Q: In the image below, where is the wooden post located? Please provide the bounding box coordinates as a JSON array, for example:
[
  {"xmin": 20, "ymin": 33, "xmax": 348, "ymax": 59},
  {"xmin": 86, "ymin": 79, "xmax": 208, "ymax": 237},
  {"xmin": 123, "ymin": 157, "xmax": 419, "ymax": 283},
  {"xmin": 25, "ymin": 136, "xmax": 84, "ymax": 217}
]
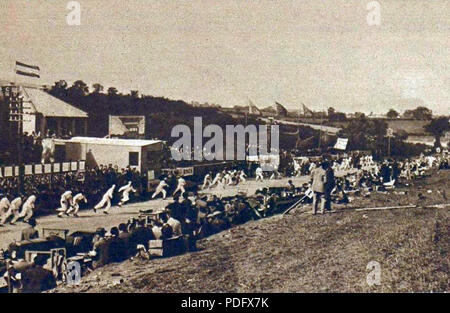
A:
[
  {"xmin": 84, "ymin": 119, "xmax": 88, "ymax": 135},
  {"xmin": 71, "ymin": 119, "xmax": 76, "ymax": 136},
  {"xmin": 57, "ymin": 118, "xmax": 62, "ymax": 137},
  {"xmin": 388, "ymin": 136, "xmax": 391, "ymax": 157},
  {"xmin": 6, "ymin": 260, "xmax": 11, "ymax": 293}
]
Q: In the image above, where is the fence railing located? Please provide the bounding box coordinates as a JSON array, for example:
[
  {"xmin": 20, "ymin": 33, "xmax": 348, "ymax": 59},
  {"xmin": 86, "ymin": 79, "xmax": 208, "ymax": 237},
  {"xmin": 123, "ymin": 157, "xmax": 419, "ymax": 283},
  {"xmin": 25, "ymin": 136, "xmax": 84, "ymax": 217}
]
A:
[{"xmin": 0, "ymin": 160, "xmax": 86, "ymax": 178}]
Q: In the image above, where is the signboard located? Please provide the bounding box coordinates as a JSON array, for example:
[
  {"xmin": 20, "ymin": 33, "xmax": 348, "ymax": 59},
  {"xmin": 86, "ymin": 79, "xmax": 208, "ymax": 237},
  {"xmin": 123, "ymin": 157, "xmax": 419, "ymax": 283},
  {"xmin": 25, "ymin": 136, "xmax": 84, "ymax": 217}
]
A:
[
  {"xmin": 109, "ymin": 115, "xmax": 146, "ymax": 137},
  {"xmin": 304, "ymin": 188, "xmax": 314, "ymax": 199},
  {"xmin": 62, "ymin": 162, "xmax": 70, "ymax": 172},
  {"xmin": 4, "ymin": 167, "xmax": 13, "ymax": 177},
  {"xmin": 334, "ymin": 138, "xmax": 348, "ymax": 150},
  {"xmin": 44, "ymin": 164, "xmax": 52, "ymax": 173},
  {"xmin": 180, "ymin": 167, "xmax": 194, "ymax": 176},
  {"xmin": 25, "ymin": 165, "xmax": 33, "ymax": 175},
  {"xmin": 161, "ymin": 167, "xmax": 194, "ymax": 177}
]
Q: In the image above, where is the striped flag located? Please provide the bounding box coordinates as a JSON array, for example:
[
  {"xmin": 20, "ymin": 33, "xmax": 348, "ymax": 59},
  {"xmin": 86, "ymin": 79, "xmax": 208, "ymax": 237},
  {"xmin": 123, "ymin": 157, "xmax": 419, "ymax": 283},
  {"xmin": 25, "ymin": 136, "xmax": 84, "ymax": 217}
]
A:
[
  {"xmin": 301, "ymin": 103, "xmax": 314, "ymax": 116},
  {"xmin": 15, "ymin": 61, "xmax": 40, "ymax": 78},
  {"xmin": 248, "ymin": 99, "xmax": 261, "ymax": 115}
]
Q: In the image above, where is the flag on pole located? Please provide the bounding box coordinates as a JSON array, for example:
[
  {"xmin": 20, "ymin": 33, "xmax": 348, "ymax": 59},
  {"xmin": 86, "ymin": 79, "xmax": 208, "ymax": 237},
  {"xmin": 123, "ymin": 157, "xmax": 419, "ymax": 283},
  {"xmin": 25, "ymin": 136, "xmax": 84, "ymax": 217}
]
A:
[
  {"xmin": 274, "ymin": 101, "xmax": 288, "ymax": 116},
  {"xmin": 301, "ymin": 103, "xmax": 314, "ymax": 116},
  {"xmin": 334, "ymin": 138, "xmax": 348, "ymax": 150},
  {"xmin": 248, "ymin": 99, "xmax": 261, "ymax": 115},
  {"xmin": 15, "ymin": 61, "xmax": 40, "ymax": 78}
]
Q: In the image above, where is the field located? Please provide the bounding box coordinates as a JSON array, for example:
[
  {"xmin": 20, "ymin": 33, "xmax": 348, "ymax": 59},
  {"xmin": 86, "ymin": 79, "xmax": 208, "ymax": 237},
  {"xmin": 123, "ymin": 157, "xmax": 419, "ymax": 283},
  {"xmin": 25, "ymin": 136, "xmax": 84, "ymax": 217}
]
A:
[
  {"xmin": 385, "ymin": 119, "xmax": 429, "ymax": 135},
  {"xmin": 51, "ymin": 170, "xmax": 450, "ymax": 293}
]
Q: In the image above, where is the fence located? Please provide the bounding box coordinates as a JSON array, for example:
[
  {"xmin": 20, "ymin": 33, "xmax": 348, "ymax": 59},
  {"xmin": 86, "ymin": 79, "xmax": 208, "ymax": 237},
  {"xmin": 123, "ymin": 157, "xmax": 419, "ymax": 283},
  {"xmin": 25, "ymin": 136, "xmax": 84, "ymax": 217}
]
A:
[
  {"xmin": 0, "ymin": 161, "xmax": 86, "ymax": 192},
  {"xmin": 0, "ymin": 160, "xmax": 85, "ymax": 178}
]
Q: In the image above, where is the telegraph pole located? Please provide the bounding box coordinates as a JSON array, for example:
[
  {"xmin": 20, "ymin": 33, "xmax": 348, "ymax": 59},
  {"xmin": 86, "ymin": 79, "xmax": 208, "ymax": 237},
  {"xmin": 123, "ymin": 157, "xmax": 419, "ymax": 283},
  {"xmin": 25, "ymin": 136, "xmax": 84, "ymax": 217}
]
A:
[
  {"xmin": 386, "ymin": 127, "xmax": 394, "ymax": 157},
  {"xmin": 318, "ymin": 111, "xmax": 324, "ymax": 151}
]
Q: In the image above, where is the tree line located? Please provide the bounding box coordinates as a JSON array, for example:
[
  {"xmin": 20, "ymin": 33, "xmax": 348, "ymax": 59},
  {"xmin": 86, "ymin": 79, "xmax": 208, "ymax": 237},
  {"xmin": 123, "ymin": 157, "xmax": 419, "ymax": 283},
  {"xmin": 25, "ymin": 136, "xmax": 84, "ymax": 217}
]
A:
[{"xmin": 47, "ymin": 80, "xmax": 238, "ymax": 143}]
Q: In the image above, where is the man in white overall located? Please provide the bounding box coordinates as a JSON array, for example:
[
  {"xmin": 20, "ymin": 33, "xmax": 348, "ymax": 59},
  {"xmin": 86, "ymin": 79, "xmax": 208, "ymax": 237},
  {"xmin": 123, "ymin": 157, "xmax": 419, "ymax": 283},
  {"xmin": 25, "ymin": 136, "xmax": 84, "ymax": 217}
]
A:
[
  {"xmin": 239, "ymin": 170, "xmax": 247, "ymax": 183},
  {"xmin": 67, "ymin": 192, "xmax": 87, "ymax": 217},
  {"xmin": 19, "ymin": 195, "xmax": 37, "ymax": 223},
  {"xmin": 255, "ymin": 166, "xmax": 264, "ymax": 182},
  {"xmin": 172, "ymin": 176, "xmax": 186, "ymax": 197},
  {"xmin": 152, "ymin": 179, "xmax": 169, "ymax": 200},
  {"xmin": 0, "ymin": 195, "xmax": 11, "ymax": 223},
  {"xmin": 209, "ymin": 172, "xmax": 222, "ymax": 188},
  {"xmin": 202, "ymin": 173, "xmax": 212, "ymax": 190},
  {"xmin": 2, "ymin": 196, "xmax": 22, "ymax": 225},
  {"xmin": 118, "ymin": 181, "xmax": 136, "ymax": 207},
  {"xmin": 58, "ymin": 190, "xmax": 73, "ymax": 218},
  {"xmin": 94, "ymin": 185, "xmax": 116, "ymax": 214}
]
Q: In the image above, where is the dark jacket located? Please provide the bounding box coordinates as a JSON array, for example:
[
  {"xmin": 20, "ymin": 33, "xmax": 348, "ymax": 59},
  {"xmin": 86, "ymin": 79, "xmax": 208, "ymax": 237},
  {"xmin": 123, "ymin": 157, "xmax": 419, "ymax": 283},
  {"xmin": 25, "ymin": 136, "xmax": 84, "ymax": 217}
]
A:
[
  {"xmin": 21, "ymin": 265, "xmax": 56, "ymax": 293},
  {"xmin": 325, "ymin": 167, "xmax": 335, "ymax": 194},
  {"xmin": 118, "ymin": 231, "xmax": 132, "ymax": 259},
  {"xmin": 92, "ymin": 238, "xmax": 110, "ymax": 269}
]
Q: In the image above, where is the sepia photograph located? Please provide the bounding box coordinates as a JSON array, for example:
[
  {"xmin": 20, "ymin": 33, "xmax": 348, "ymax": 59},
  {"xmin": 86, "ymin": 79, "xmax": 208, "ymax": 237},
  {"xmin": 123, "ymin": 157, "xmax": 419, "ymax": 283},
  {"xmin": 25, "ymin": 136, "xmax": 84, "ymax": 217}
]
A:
[{"xmin": 0, "ymin": 0, "xmax": 448, "ymax": 306}]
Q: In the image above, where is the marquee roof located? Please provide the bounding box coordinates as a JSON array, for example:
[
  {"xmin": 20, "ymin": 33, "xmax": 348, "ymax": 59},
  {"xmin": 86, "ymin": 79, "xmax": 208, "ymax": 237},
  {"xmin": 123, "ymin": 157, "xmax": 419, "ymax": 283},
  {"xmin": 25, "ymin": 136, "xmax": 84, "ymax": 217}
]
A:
[
  {"xmin": 23, "ymin": 87, "xmax": 88, "ymax": 118},
  {"xmin": 61, "ymin": 136, "xmax": 163, "ymax": 147}
]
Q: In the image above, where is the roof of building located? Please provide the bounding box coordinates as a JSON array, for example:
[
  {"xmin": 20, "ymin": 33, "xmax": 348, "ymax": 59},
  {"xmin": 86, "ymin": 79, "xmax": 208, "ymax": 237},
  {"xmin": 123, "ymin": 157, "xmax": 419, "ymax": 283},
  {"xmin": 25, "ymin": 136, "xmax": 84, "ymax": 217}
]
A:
[
  {"xmin": 22, "ymin": 87, "xmax": 88, "ymax": 118},
  {"xmin": 60, "ymin": 136, "xmax": 163, "ymax": 147}
]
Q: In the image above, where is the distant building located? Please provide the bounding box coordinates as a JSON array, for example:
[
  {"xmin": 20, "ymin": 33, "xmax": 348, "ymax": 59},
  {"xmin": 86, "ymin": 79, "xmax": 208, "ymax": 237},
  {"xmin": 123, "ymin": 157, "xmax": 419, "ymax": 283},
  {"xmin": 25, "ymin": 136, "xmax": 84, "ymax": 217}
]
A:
[
  {"xmin": 21, "ymin": 87, "xmax": 88, "ymax": 136},
  {"xmin": 0, "ymin": 85, "xmax": 88, "ymax": 139},
  {"xmin": 261, "ymin": 102, "xmax": 288, "ymax": 117},
  {"xmin": 54, "ymin": 137, "xmax": 164, "ymax": 173}
]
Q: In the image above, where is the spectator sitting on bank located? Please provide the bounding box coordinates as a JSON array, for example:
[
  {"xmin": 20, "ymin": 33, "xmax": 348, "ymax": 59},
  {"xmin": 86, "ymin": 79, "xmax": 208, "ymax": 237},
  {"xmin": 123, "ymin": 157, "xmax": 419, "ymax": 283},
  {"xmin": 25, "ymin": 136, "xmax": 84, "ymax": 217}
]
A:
[
  {"xmin": 118, "ymin": 223, "xmax": 132, "ymax": 259},
  {"xmin": 165, "ymin": 210, "xmax": 182, "ymax": 237},
  {"xmin": 89, "ymin": 229, "xmax": 110, "ymax": 269},
  {"xmin": 19, "ymin": 254, "xmax": 56, "ymax": 293}
]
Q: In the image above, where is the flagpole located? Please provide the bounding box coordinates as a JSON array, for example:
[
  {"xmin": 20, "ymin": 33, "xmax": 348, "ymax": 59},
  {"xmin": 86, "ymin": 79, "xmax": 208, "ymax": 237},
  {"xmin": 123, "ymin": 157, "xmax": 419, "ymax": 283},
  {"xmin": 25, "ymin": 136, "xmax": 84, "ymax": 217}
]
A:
[
  {"xmin": 13, "ymin": 60, "xmax": 16, "ymax": 85},
  {"xmin": 296, "ymin": 104, "xmax": 300, "ymax": 149},
  {"xmin": 318, "ymin": 104, "xmax": 323, "ymax": 150},
  {"xmin": 11, "ymin": 60, "xmax": 25, "ymax": 194}
]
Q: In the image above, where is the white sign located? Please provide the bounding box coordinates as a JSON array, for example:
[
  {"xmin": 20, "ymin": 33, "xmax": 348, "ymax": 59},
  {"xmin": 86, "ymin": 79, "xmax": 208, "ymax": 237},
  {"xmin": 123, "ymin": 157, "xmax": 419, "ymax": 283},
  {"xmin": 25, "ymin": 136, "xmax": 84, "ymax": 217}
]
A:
[{"xmin": 334, "ymin": 138, "xmax": 348, "ymax": 150}]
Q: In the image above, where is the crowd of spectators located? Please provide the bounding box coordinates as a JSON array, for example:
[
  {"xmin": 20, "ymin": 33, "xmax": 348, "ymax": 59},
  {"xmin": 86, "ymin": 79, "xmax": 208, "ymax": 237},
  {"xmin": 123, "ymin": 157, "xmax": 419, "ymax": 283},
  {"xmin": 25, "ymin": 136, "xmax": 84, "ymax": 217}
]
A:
[{"xmin": 0, "ymin": 148, "xmax": 449, "ymax": 292}]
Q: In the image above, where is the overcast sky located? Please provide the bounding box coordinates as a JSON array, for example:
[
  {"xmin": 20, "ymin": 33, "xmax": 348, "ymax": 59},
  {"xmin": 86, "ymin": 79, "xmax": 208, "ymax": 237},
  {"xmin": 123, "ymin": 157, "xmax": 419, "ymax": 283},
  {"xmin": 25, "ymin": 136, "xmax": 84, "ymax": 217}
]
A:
[{"xmin": 0, "ymin": 0, "xmax": 448, "ymax": 114}]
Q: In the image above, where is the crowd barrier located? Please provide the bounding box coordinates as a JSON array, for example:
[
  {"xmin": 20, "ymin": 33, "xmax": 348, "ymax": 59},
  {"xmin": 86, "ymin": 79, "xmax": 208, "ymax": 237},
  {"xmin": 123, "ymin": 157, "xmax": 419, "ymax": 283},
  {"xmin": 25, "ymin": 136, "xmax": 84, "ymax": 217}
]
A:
[{"xmin": 161, "ymin": 161, "xmax": 242, "ymax": 179}]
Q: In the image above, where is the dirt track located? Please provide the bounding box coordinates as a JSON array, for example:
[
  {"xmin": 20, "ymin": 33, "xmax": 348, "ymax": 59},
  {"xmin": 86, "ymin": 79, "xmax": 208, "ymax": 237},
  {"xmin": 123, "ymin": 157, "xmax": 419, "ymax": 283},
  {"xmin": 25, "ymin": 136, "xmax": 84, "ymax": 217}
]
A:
[{"xmin": 0, "ymin": 176, "xmax": 309, "ymax": 250}]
